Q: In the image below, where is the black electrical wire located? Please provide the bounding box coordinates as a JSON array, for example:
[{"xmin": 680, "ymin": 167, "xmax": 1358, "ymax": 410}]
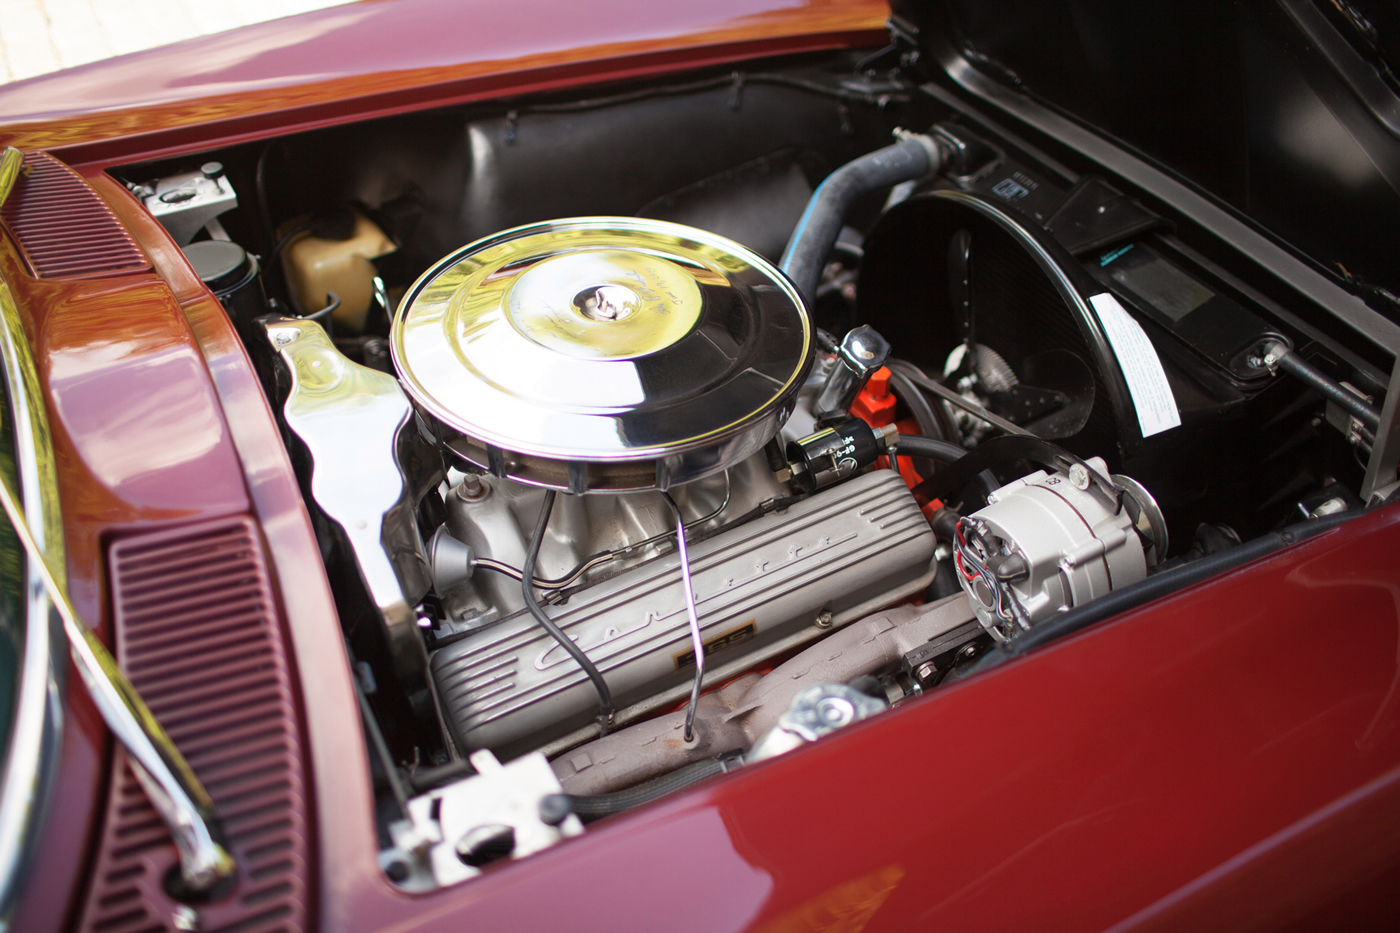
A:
[
  {"xmin": 350, "ymin": 655, "xmax": 410, "ymax": 819},
  {"xmin": 473, "ymin": 471, "xmax": 733, "ymax": 598},
  {"xmin": 911, "ymin": 434, "xmax": 1116, "ymax": 508},
  {"xmin": 660, "ymin": 492, "xmax": 705, "ymax": 743},
  {"xmin": 254, "ymin": 140, "xmax": 280, "ymax": 253},
  {"xmin": 271, "ymin": 218, "xmax": 313, "ymax": 263},
  {"xmin": 305, "ymin": 291, "xmax": 339, "ymax": 331},
  {"xmin": 523, "ymin": 490, "xmax": 613, "ymax": 734},
  {"xmin": 541, "ymin": 755, "xmax": 742, "ymax": 824}
]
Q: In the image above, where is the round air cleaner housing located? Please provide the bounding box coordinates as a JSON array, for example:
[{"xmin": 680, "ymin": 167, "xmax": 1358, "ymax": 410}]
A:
[{"xmin": 391, "ymin": 217, "xmax": 812, "ymax": 492}]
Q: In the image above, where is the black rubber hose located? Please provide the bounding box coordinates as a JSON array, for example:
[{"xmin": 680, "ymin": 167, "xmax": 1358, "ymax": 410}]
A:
[
  {"xmin": 894, "ymin": 433, "xmax": 1000, "ymax": 503},
  {"xmin": 1266, "ymin": 342, "xmax": 1381, "ymax": 431},
  {"xmin": 912, "ymin": 434, "xmax": 1110, "ymax": 507},
  {"xmin": 780, "ymin": 135, "xmax": 942, "ymax": 306},
  {"xmin": 544, "ymin": 756, "xmax": 739, "ymax": 823},
  {"xmin": 523, "ymin": 490, "xmax": 614, "ymax": 733},
  {"xmin": 958, "ymin": 508, "xmax": 1360, "ymax": 680},
  {"xmin": 895, "ymin": 434, "xmax": 968, "ymax": 463}
]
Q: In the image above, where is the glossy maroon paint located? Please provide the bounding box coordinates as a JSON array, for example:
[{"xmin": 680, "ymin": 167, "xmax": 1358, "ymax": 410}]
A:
[
  {"xmin": 0, "ymin": 175, "xmax": 260, "ymax": 929},
  {"xmin": 81, "ymin": 517, "xmax": 310, "ymax": 933},
  {"xmin": 8, "ymin": 670, "xmax": 108, "ymax": 933},
  {"xmin": 302, "ymin": 503, "xmax": 1397, "ymax": 933},
  {"xmin": 0, "ymin": 0, "xmax": 888, "ymax": 162},
  {"xmin": 93, "ymin": 172, "xmax": 347, "ymax": 933},
  {"xmin": 0, "ymin": 228, "xmax": 250, "ymax": 631}
]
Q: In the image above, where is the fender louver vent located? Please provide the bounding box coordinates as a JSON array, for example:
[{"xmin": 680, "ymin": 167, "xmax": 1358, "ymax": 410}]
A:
[
  {"xmin": 80, "ymin": 517, "xmax": 310, "ymax": 933},
  {"xmin": 0, "ymin": 150, "xmax": 149, "ymax": 279}
]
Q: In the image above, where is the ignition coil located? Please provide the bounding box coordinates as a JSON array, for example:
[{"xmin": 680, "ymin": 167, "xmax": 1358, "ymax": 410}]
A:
[{"xmin": 786, "ymin": 417, "xmax": 897, "ymax": 494}]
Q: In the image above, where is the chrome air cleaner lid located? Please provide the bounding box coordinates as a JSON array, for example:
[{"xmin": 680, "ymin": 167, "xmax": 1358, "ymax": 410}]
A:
[{"xmin": 391, "ymin": 217, "xmax": 811, "ymax": 492}]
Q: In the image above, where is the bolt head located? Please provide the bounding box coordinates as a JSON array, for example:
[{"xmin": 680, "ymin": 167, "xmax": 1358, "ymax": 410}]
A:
[
  {"xmin": 1068, "ymin": 463, "xmax": 1091, "ymax": 490},
  {"xmin": 456, "ymin": 474, "xmax": 489, "ymax": 501},
  {"xmin": 815, "ymin": 696, "xmax": 856, "ymax": 726}
]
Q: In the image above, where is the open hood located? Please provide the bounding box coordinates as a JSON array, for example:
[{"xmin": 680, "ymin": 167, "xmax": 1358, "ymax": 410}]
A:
[{"xmin": 890, "ymin": 0, "xmax": 1400, "ymax": 323}]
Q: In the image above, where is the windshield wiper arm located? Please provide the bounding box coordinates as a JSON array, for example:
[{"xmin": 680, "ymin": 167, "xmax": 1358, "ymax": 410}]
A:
[
  {"xmin": 0, "ymin": 465, "xmax": 234, "ymax": 892},
  {"xmin": 0, "ymin": 149, "xmax": 24, "ymax": 212}
]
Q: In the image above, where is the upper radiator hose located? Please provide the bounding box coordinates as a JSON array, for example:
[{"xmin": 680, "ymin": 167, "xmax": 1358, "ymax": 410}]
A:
[{"xmin": 780, "ymin": 130, "xmax": 944, "ymax": 306}]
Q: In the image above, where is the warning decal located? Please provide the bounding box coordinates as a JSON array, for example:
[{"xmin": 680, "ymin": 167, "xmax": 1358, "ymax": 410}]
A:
[{"xmin": 1089, "ymin": 292, "xmax": 1181, "ymax": 438}]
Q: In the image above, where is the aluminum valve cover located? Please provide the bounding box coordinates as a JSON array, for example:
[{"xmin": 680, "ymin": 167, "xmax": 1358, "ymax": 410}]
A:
[
  {"xmin": 391, "ymin": 217, "xmax": 811, "ymax": 492},
  {"xmin": 431, "ymin": 470, "xmax": 935, "ymax": 757}
]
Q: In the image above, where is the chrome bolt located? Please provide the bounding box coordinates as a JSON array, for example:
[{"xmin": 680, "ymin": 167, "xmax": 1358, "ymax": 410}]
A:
[
  {"xmin": 915, "ymin": 661, "xmax": 937, "ymax": 682},
  {"xmin": 173, "ymin": 906, "xmax": 200, "ymax": 932},
  {"xmin": 1068, "ymin": 463, "xmax": 1090, "ymax": 490},
  {"xmin": 814, "ymin": 609, "xmax": 833, "ymax": 629},
  {"xmin": 815, "ymin": 696, "xmax": 856, "ymax": 726}
]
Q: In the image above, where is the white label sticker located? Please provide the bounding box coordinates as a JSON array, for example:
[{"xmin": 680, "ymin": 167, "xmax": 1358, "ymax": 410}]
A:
[{"xmin": 1088, "ymin": 293, "xmax": 1181, "ymax": 438}]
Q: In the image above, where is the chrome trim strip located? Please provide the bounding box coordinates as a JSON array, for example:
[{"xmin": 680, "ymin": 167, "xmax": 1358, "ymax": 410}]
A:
[
  {"xmin": 0, "ymin": 281, "xmax": 62, "ymax": 932},
  {"xmin": 0, "ymin": 282, "xmax": 234, "ymax": 900},
  {"xmin": 0, "ymin": 438, "xmax": 235, "ymax": 893},
  {"xmin": 928, "ymin": 52, "xmax": 1400, "ymax": 358},
  {"xmin": 0, "ymin": 150, "xmax": 23, "ymax": 213}
]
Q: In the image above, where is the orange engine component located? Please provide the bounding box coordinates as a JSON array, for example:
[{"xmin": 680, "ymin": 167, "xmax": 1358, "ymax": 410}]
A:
[
  {"xmin": 850, "ymin": 366, "xmax": 896, "ymax": 426},
  {"xmin": 850, "ymin": 367, "xmax": 933, "ymax": 494}
]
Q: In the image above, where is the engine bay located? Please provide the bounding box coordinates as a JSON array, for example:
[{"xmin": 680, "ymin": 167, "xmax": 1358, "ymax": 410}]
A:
[{"xmin": 112, "ymin": 45, "xmax": 1397, "ymax": 888}]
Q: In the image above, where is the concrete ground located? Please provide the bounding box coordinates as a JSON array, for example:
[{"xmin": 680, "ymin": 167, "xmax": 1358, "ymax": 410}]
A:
[{"xmin": 0, "ymin": 0, "xmax": 357, "ymax": 83}]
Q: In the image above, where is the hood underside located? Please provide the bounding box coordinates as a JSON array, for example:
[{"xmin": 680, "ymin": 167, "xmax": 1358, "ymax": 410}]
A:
[{"xmin": 892, "ymin": 0, "xmax": 1400, "ymax": 323}]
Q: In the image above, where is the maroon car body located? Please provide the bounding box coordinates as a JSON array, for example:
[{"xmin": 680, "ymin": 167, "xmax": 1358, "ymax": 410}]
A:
[{"xmin": 1, "ymin": 1, "xmax": 1398, "ymax": 931}]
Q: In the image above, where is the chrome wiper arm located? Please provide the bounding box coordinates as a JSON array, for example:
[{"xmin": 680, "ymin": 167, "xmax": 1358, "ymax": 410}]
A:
[
  {"xmin": 0, "ymin": 468, "xmax": 234, "ymax": 892},
  {"xmin": 0, "ymin": 149, "xmax": 24, "ymax": 211}
]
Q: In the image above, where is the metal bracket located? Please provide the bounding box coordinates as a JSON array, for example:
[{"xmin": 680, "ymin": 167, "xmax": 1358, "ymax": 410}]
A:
[{"xmin": 1362, "ymin": 352, "xmax": 1400, "ymax": 501}]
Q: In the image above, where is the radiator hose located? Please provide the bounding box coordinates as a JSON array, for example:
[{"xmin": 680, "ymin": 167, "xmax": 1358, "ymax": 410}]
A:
[{"xmin": 780, "ymin": 132, "xmax": 944, "ymax": 306}]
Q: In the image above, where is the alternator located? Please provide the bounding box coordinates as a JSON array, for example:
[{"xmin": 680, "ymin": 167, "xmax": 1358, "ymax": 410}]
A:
[{"xmin": 954, "ymin": 458, "xmax": 1166, "ymax": 641}]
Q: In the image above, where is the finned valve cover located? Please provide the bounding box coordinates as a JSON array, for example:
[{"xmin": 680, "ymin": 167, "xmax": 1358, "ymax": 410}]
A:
[{"xmin": 391, "ymin": 217, "xmax": 811, "ymax": 491}]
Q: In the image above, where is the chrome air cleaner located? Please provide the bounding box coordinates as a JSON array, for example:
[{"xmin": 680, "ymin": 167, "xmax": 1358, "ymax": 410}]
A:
[{"xmin": 391, "ymin": 217, "xmax": 811, "ymax": 491}]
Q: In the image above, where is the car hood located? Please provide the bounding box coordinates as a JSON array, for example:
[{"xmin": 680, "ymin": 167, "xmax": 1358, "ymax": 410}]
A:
[
  {"xmin": 0, "ymin": 0, "xmax": 888, "ymax": 158},
  {"xmin": 891, "ymin": 0, "xmax": 1400, "ymax": 321}
]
